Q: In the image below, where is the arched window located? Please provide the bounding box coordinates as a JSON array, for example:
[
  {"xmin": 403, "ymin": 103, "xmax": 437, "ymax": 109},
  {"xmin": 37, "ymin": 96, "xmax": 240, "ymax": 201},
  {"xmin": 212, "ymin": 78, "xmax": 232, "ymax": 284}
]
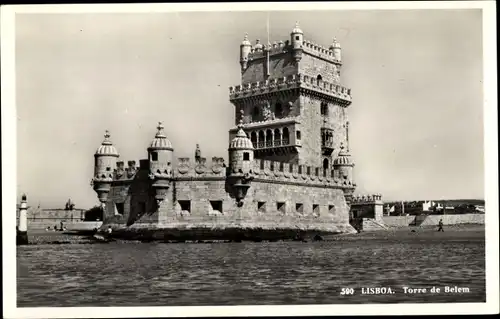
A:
[
  {"xmin": 320, "ymin": 102, "xmax": 328, "ymax": 116},
  {"xmin": 317, "ymin": 74, "xmax": 322, "ymax": 86},
  {"xmin": 258, "ymin": 130, "xmax": 265, "ymax": 148},
  {"xmin": 282, "ymin": 127, "xmax": 290, "ymax": 145},
  {"xmin": 266, "ymin": 129, "xmax": 273, "ymax": 147},
  {"xmin": 252, "ymin": 107, "xmax": 260, "ymax": 121},
  {"xmin": 275, "ymin": 103, "xmax": 283, "ymax": 118},
  {"xmin": 323, "ymin": 158, "xmax": 329, "ymax": 170},
  {"xmin": 274, "ymin": 128, "xmax": 281, "ymax": 146},
  {"xmin": 250, "ymin": 131, "xmax": 257, "ymax": 146}
]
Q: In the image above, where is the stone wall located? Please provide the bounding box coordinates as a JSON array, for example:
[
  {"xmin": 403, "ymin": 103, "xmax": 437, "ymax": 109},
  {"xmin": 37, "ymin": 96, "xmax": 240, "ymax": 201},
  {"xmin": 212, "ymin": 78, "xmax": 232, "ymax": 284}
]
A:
[
  {"xmin": 299, "ymin": 53, "xmax": 340, "ymax": 84},
  {"xmin": 382, "ymin": 214, "xmax": 485, "ymax": 227},
  {"xmin": 104, "ymin": 158, "xmax": 355, "ymax": 234},
  {"xmin": 242, "ymin": 53, "xmax": 298, "ymax": 85}
]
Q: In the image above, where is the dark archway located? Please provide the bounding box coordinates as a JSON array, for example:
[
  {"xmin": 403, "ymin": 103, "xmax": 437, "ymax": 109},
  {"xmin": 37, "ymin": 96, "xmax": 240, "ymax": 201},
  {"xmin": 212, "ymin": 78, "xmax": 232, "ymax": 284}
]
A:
[{"xmin": 323, "ymin": 158, "xmax": 329, "ymax": 170}]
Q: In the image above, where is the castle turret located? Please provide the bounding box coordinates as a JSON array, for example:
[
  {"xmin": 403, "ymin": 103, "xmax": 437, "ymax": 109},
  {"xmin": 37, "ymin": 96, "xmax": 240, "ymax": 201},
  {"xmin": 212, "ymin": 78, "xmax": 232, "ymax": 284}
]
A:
[
  {"xmin": 290, "ymin": 21, "xmax": 304, "ymax": 62},
  {"xmin": 92, "ymin": 130, "xmax": 119, "ymax": 206},
  {"xmin": 147, "ymin": 122, "xmax": 174, "ymax": 205},
  {"xmin": 329, "ymin": 37, "xmax": 341, "ymax": 62},
  {"xmin": 240, "ymin": 33, "xmax": 252, "ymax": 71},
  {"xmin": 228, "ymin": 113, "xmax": 254, "ymax": 206},
  {"xmin": 333, "ymin": 144, "xmax": 354, "ymax": 184}
]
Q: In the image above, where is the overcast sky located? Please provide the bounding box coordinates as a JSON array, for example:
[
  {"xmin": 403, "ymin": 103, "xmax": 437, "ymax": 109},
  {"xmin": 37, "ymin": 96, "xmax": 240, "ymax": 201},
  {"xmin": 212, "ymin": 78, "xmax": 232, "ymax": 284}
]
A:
[{"xmin": 14, "ymin": 9, "xmax": 484, "ymax": 208}]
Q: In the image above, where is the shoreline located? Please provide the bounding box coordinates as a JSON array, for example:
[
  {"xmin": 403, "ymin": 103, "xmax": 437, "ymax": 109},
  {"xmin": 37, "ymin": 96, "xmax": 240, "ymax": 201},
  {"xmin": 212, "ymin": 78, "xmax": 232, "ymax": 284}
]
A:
[{"xmin": 21, "ymin": 223, "xmax": 485, "ymax": 245}]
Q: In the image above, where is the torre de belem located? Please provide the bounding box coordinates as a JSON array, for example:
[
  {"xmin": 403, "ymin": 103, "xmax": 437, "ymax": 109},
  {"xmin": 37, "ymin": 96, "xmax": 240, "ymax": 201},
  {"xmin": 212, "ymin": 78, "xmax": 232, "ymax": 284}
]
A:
[{"xmin": 91, "ymin": 23, "xmax": 378, "ymax": 240}]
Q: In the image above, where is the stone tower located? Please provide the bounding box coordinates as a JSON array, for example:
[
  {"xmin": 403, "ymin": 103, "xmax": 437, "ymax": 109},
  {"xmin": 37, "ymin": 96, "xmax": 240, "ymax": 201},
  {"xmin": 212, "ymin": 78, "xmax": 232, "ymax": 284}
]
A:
[{"xmin": 229, "ymin": 22, "xmax": 353, "ymax": 170}]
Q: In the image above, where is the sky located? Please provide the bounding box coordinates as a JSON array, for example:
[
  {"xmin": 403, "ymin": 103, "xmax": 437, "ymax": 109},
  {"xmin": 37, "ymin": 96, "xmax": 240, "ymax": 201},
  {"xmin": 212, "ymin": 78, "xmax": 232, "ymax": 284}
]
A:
[{"xmin": 14, "ymin": 9, "xmax": 484, "ymax": 208}]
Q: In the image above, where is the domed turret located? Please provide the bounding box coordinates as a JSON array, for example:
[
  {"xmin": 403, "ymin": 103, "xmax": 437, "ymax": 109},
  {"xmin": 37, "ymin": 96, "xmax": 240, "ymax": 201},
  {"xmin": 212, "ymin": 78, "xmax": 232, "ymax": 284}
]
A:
[
  {"xmin": 333, "ymin": 144, "xmax": 354, "ymax": 183},
  {"xmin": 228, "ymin": 112, "xmax": 255, "ymax": 206},
  {"xmin": 147, "ymin": 122, "xmax": 174, "ymax": 205},
  {"xmin": 290, "ymin": 21, "xmax": 304, "ymax": 62},
  {"xmin": 329, "ymin": 37, "xmax": 341, "ymax": 62},
  {"xmin": 240, "ymin": 33, "xmax": 252, "ymax": 71},
  {"xmin": 92, "ymin": 130, "xmax": 119, "ymax": 206}
]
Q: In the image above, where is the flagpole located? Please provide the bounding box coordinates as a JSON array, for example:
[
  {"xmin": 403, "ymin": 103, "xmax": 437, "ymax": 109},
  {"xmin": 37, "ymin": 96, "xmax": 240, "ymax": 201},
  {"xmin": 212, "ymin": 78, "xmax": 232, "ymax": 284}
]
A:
[{"xmin": 266, "ymin": 11, "xmax": 270, "ymax": 76}]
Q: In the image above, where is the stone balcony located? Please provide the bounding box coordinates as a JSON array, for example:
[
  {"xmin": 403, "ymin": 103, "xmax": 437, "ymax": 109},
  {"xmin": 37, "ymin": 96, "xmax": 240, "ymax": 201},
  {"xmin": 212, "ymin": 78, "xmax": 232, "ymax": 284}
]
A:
[{"xmin": 229, "ymin": 74, "xmax": 352, "ymax": 106}]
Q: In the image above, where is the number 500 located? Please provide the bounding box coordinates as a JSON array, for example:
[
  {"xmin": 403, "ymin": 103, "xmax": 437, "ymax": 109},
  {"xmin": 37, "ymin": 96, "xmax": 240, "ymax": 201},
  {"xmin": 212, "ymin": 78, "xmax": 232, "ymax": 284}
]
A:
[{"xmin": 340, "ymin": 288, "xmax": 354, "ymax": 295}]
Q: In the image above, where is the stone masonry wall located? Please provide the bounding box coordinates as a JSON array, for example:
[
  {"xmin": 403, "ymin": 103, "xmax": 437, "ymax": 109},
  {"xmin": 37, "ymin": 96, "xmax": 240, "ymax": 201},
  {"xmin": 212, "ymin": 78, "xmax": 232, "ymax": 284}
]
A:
[
  {"xmin": 299, "ymin": 53, "xmax": 340, "ymax": 84},
  {"xmin": 241, "ymin": 53, "xmax": 298, "ymax": 85},
  {"xmin": 298, "ymin": 95, "xmax": 322, "ymax": 167}
]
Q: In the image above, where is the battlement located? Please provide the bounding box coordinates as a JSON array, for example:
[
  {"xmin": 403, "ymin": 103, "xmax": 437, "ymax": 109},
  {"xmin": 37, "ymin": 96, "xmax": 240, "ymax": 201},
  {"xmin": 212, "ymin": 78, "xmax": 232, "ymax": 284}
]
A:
[
  {"xmin": 229, "ymin": 73, "xmax": 351, "ymax": 104},
  {"xmin": 114, "ymin": 160, "xmax": 141, "ymax": 181},
  {"xmin": 251, "ymin": 159, "xmax": 355, "ymax": 188},
  {"xmin": 247, "ymin": 40, "xmax": 288, "ymax": 60},
  {"xmin": 174, "ymin": 156, "xmax": 227, "ymax": 178},
  {"xmin": 302, "ymin": 40, "xmax": 341, "ymax": 64},
  {"xmin": 246, "ymin": 39, "xmax": 341, "ymax": 64},
  {"xmin": 351, "ymin": 194, "xmax": 383, "ymax": 204}
]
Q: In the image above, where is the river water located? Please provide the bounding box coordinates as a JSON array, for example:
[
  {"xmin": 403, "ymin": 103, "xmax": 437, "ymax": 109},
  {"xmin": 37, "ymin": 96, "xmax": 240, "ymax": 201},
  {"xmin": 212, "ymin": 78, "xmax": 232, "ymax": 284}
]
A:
[{"xmin": 17, "ymin": 228, "xmax": 485, "ymax": 306}]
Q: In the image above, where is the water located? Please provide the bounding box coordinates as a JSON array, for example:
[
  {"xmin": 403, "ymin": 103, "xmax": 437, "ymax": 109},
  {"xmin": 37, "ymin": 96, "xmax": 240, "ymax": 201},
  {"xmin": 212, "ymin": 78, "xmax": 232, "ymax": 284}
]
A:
[{"xmin": 17, "ymin": 230, "xmax": 485, "ymax": 306}]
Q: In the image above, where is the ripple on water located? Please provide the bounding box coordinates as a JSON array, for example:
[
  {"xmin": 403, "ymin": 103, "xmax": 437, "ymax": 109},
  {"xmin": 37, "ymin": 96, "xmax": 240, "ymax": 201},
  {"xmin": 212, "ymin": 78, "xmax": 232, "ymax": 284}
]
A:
[{"xmin": 17, "ymin": 234, "xmax": 486, "ymax": 306}]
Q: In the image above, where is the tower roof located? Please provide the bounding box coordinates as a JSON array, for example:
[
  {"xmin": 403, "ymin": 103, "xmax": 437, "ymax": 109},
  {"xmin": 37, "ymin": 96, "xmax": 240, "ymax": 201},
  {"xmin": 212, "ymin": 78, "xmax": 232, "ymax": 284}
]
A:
[
  {"xmin": 329, "ymin": 37, "xmax": 341, "ymax": 49},
  {"xmin": 95, "ymin": 130, "xmax": 119, "ymax": 157},
  {"xmin": 292, "ymin": 21, "xmax": 303, "ymax": 34},
  {"xmin": 229, "ymin": 111, "xmax": 254, "ymax": 150},
  {"xmin": 333, "ymin": 144, "xmax": 352, "ymax": 166},
  {"xmin": 149, "ymin": 122, "xmax": 173, "ymax": 150}
]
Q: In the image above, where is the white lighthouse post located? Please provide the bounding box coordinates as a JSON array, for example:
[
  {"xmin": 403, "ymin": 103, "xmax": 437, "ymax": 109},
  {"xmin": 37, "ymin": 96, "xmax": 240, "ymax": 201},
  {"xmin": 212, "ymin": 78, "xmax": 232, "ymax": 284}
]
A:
[{"xmin": 17, "ymin": 194, "xmax": 29, "ymax": 245}]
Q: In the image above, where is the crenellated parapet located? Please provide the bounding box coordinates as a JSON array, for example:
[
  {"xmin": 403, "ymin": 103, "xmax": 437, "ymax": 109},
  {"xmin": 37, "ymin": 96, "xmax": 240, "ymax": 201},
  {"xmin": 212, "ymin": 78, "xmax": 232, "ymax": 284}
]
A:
[
  {"xmin": 247, "ymin": 40, "xmax": 288, "ymax": 61},
  {"xmin": 351, "ymin": 194, "xmax": 383, "ymax": 204},
  {"xmin": 251, "ymin": 159, "xmax": 356, "ymax": 189},
  {"xmin": 174, "ymin": 156, "xmax": 227, "ymax": 179},
  {"xmin": 113, "ymin": 160, "xmax": 141, "ymax": 181},
  {"xmin": 229, "ymin": 73, "xmax": 352, "ymax": 105},
  {"xmin": 246, "ymin": 39, "xmax": 341, "ymax": 65}
]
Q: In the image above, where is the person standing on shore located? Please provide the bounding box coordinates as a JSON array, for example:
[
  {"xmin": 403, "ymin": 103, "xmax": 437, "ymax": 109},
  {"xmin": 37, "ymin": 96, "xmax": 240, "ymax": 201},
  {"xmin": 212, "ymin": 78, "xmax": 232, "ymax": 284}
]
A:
[{"xmin": 438, "ymin": 219, "xmax": 444, "ymax": 232}]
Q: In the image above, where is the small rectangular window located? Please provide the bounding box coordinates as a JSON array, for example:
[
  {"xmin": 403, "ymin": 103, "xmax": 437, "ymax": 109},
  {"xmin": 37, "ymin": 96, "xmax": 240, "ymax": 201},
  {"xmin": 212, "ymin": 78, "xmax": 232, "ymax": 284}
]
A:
[
  {"xmin": 295, "ymin": 36, "xmax": 300, "ymax": 40},
  {"xmin": 258, "ymin": 202, "xmax": 266, "ymax": 212},
  {"xmin": 313, "ymin": 204, "xmax": 320, "ymax": 214},
  {"xmin": 296, "ymin": 131, "xmax": 301, "ymax": 140},
  {"xmin": 210, "ymin": 200, "xmax": 223, "ymax": 213},
  {"xmin": 243, "ymin": 152, "xmax": 250, "ymax": 161},
  {"xmin": 178, "ymin": 200, "xmax": 191, "ymax": 212},
  {"xmin": 115, "ymin": 203, "xmax": 124, "ymax": 216},
  {"xmin": 329, "ymin": 205, "xmax": 336, "ymax": 214},
  {"xmin": 151, "ymin": 152, "xmax": 158, "ymax": 161},
  {"xmin": 296, "ymin": 203, "xmax": 304, "ymax": 213},
  {"xmin": 277, "ymin": 202, "xmax": 286, "ymax": 213}
]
